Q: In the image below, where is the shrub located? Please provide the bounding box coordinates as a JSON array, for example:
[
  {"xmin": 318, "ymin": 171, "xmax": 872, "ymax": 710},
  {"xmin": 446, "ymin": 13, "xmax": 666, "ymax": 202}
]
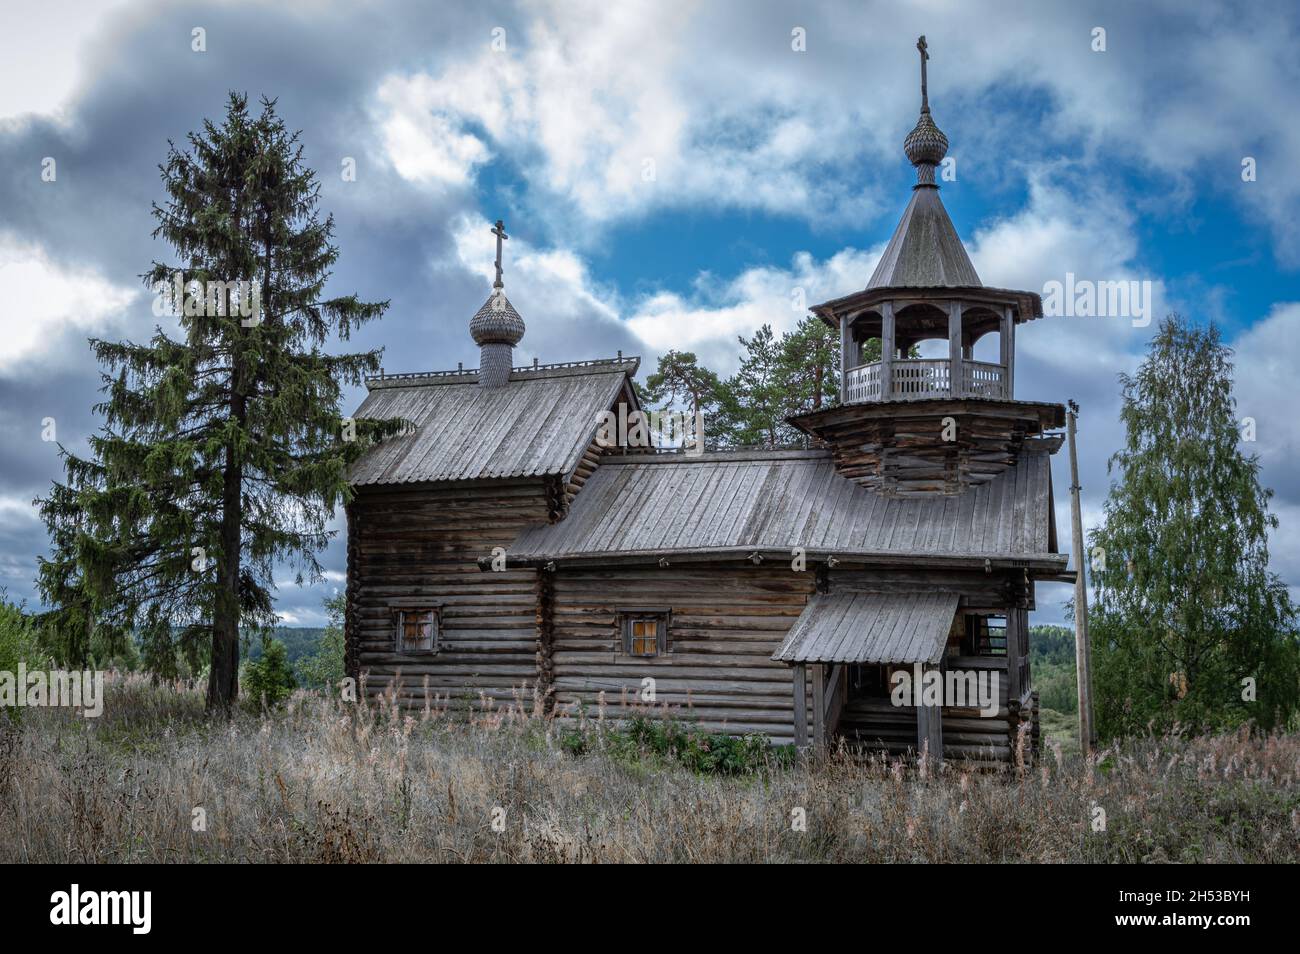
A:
[
  {"xmin": 240, "ymin": 637, "xmax": 297, "ymax": 710},
  {"xmin": 0, "ymin": 596, "xmax": 44, "ymax": 718},
  {"xmin": 297, "ymin": 595, "xmax": 346, "ymax": 690},
  {"xmin": 561, "ymin": 715, "xmax": 790, "ymax": 776}
]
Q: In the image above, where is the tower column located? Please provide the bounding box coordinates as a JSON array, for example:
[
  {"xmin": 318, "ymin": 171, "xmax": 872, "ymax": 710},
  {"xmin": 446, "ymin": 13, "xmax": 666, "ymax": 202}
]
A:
[
  {"xmin": 839, "ymin": 313, "xmax": 848, "ymax": 404},
  {"xmin": 948, "ymin": 301, "xmax": 963, "ymax": 398},
  {"xmin": 880, "ymin": 301, "xmax": 895, "ymax": 399},
  {"xmin": 1000, "ymin": 305, "xmax": 1015, "ymax": 399}
]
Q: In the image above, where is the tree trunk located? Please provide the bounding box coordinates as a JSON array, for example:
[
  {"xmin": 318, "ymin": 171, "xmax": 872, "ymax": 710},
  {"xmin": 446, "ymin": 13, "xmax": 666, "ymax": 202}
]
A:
[{"xmin": 208, "ymin": 390, "xmax": 246, "ymax": 714}]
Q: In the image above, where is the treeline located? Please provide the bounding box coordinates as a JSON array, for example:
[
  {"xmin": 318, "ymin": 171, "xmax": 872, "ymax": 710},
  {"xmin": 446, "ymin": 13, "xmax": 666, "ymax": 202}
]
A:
[
  {"xmin": 1030, "ymin": 625, "xmax": 1078, "ymax": 716},
  {"xmin": 1, "ymin": 590, "xmax": 344, "ymax": 711}
]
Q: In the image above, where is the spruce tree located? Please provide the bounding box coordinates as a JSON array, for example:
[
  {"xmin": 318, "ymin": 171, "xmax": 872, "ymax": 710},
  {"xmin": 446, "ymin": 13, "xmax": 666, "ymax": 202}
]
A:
[
  {"xmin": 36, "ymin": 93, "xmax": 403, "ymax": 711},
  {"xmin": 1089, "ymin": 316, "xmax": 1300, "ymax": 735}
]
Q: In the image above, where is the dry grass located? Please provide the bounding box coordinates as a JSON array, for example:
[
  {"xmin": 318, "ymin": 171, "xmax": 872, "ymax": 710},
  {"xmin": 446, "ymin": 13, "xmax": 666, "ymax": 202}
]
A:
[{"xmin": 1, "ymin": 673, "xmax": 1297, "ymax": 863}]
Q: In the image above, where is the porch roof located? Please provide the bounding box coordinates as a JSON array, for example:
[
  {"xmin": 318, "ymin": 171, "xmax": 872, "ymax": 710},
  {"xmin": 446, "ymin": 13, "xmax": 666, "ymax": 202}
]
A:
[{"xmin": 772, "ymin": 589, "xmax": 958, "ymax": 665}]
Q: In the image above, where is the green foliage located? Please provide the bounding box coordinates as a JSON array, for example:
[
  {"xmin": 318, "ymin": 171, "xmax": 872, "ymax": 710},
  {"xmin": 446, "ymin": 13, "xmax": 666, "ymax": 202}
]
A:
[
  {"xmin": 1, "ymin": 597, "xmax": 44, "ymax": 716},
  {"xmin": 297, "ymin": 594, "xmax": 346, "ymax": 689},
  {"xmin": 1029, "ymin": 624, "xmax": 1075, "ymax": 666},
  {"xmin": 647, "ymin": 318, "xmax": 841, "ymax": 450},
  {"xmin": 1089, "ymin": 316, "xmax": 1300, "ymax": 737},
  {"xmin": 35, "ymin": 92, "xmax": 404, "ymax": 711},
  {"xmin": 713, "ymin": 324, "xmax": 791, "ymax": 447},
  {"xmin": 776, "ymin": 313, "xmax": 841, "ymax": 415},
  {"xmin": 642, "ymin": 349, "xmax": 722, "ymax": 448},
  {"xmin": 559, "ymin": 715, "xmax": 791, "ymax": 776},
  {"xmin": 1030, "ymin": 625, "xmax": 1078, "ymax": 715},
  {"xmin": 240, "ymin": 636, "xmax": 297, "ymax": 710}
]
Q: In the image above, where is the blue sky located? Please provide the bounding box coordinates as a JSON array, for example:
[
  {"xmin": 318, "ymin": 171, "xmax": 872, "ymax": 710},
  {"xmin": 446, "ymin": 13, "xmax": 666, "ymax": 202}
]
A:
[{"xmin": 1, "ymin": 0, "xmax": 1298, "ymax": 626}]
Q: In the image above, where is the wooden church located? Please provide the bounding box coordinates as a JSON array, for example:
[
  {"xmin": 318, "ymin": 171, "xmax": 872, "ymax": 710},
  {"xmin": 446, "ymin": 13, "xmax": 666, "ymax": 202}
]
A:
[{"xmin": 344, "ymin": 39, "xmax": 1069, "ymax": 762}]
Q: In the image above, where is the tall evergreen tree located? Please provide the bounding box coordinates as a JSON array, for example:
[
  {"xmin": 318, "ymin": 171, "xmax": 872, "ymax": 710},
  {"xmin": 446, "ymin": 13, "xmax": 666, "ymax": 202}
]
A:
[
  {"xmin": 1088, "ymin": 316, "xmax": 1300, "ymax": 736},
  {"xmin": 36, "ymin": 93, "xmax": 403, "ymax": 711}
]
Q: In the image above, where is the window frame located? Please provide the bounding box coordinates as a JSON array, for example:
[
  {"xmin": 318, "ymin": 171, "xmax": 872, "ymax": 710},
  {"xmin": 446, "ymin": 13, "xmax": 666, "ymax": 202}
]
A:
[
  {"xmin": 616, "ymin": 607, "xmax": 672, "ymax": 658},
  {"xmin": 963, "ymin": 613, "xmax": 1008, "ymax": 657},
  {"xmin": 388, "ymin": 599, "xmax": 442, "ymax": 655}
]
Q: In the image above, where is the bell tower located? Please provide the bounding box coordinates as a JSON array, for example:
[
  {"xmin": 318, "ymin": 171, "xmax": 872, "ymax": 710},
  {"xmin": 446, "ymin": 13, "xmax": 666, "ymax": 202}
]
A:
[{"xmin": 789, "ymin": 38, "xmax": 1063, "ymax": 495}]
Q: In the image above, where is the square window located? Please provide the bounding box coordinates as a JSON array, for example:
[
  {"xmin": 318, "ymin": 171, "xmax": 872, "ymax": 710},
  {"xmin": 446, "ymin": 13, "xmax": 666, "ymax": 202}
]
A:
[
  {"xmin": 620, "ymin": 610, "xmax": 670, "ymax": 657},
  {"xmin": 395, "ymin": 608, "xmax": 438, "ymax": 654},
  {"xmin": 963, "ymin": 614, "xmax": 1007, "ymax": 656}
]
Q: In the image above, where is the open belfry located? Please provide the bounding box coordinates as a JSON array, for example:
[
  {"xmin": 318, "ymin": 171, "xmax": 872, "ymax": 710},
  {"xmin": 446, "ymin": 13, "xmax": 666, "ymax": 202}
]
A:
[{"xmin": 345, "ymin": 38, "xmax": 1069, "ymax": 761}]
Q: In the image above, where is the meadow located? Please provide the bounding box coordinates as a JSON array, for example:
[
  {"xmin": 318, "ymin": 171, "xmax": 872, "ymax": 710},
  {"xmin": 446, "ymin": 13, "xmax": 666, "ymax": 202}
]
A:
[{"xmin": 1, "ymin": 674, "xmax": 1296, "ymax": 863}]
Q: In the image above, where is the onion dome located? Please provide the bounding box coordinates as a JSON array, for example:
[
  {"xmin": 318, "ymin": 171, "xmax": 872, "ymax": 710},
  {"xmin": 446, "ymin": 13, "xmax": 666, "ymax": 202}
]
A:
[
  {"xmin": 904, "ymin": 110, "xmax": 949, "ymax": 172},
  {"xmin": 469, "ymin": 287, "xmax": 525, "ymax": 346}
]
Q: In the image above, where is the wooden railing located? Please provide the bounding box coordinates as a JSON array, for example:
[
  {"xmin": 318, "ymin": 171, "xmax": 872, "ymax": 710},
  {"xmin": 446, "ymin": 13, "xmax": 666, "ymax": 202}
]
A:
[
  {"xmin": 844, "ymin": 362, "xmax": 881, "ymax": 402},
  {"xmin": 844, "ymin": 358, "xmax": 1010, "ymax": 403}
]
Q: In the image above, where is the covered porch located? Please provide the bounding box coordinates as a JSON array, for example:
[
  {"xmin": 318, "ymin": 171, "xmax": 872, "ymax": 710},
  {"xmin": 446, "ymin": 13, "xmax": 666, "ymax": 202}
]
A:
[{"xmin": 774, "ymin": 588, "xmax": 1034, "ymax": 763}]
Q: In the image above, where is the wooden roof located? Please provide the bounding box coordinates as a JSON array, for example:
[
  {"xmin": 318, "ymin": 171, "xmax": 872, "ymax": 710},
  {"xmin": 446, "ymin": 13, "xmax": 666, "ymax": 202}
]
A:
[
  {"xmin": 509, "ymin": 448, "xmax": 1062, "ymax": 566},
  {"xmin": 772, "ymin": 589, "xmax": 958, "ymax": 664},
  {"xmin": 348, "ymin": 359, "xmax": 637, "ymax": 485},
  {"xmin": 867, "ymin": 185, "xmax": 980, "ymax": 289}
]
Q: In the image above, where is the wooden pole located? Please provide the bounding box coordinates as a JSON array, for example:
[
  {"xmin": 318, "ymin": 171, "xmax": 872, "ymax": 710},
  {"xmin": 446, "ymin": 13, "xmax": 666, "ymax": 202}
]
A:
[
  {"xmin": 948, "ymin": 301, "xmax": 963, "ymax": 397},
  {"xmin": 839, "ymin": 314, "xmax": 849, "ymax": 405},
  {"xmin": 880, "ymin": 301, "xmax": 895, "ymax": 399},
  {"xmin": 793, "ymin": 664, "xmax": 808, "ymax": 749},
  {"xmin": 812, "ymin": 663, "xmax": 825, "ymax": 753},
  {"xmin": 1066, "ymin": 401, "xmax": 1096, "ymax": 753}
]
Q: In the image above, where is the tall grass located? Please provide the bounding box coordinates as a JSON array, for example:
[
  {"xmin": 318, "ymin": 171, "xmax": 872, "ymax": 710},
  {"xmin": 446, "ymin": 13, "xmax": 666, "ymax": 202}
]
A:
[{"xmin": 1, "ymin": 674, "xmax": 1296, "ymax": 863}]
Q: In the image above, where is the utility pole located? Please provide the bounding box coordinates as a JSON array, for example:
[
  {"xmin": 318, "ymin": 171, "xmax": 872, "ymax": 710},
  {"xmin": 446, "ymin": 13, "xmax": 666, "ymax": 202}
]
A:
[{"xmin": 1067, "ymin": 400, "xmax": 1097, "ymax": 753}]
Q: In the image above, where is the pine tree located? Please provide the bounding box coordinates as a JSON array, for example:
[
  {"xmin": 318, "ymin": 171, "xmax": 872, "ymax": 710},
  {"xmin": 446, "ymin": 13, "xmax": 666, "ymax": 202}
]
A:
[
  {"xmin": 1088, "ymin": 316, "xmax": 1300, "ymax": 735},
  {"xmin": 720, "ymin": 324, "xmax": 798, "ymax": 448},
  {"xmin": 36, "ymin": 93, "xmax": 404, "ymax": 712},
  {"xmin": 775, "ymin": 314, "xmax": 841, "ymax": 414},
  {"xmin": 643, "ymin": 350, "xmax": 722, "ymax": 448}
]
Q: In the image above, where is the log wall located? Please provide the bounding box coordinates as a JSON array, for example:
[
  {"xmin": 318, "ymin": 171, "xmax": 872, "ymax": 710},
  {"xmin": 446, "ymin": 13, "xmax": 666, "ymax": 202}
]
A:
[
  {"xmin": 548, "ymin": 565, "xmax": 817, "ymax": 744},
  {"xmin": 346, "ymin": 479, "xmax": 552, "ymax": 708}
]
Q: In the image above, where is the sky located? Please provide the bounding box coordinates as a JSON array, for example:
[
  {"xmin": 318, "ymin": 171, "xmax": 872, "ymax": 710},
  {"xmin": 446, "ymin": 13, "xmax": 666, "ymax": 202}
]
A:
[{"xmin": 1, "ymin": 0, "xmax": 1298, "ymax": 627}]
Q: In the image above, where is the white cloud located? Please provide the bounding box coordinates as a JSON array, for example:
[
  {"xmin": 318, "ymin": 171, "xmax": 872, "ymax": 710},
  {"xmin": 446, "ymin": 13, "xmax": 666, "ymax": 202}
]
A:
[
  {"xmin": 0, "ymin": 0, "xmax": 135, "ymax": 122},
  {"xmin": 0, "ymin": 235, "xmax": 137, "ymax": 373},
  {"xmin": 623, "ymin": 247, "xmax": 881, "ymax": 374},
  {"xmin": 373, "ymin": 1, "xmax": 888, "ymax": 232},
  {"xmin": 969, "ymin": 169, "xmax": 1164, "ymax": 385},
  {"xmin": 365, "ymin": 0, "xmax": 1300, "ymax": 263},
  {"xmin": 375, "ymin": 77, "xmax": 493, "ymax": 189}
]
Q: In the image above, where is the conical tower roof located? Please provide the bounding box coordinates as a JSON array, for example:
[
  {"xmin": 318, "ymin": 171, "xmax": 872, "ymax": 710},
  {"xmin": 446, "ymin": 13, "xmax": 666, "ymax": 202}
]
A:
[
  {"xmin": 867, "ymin": 186, "xmax": 981, "ymax": 289},
  {"xmin": 867, "ymin": 35, "xmax": 980, "ymax": 291}
]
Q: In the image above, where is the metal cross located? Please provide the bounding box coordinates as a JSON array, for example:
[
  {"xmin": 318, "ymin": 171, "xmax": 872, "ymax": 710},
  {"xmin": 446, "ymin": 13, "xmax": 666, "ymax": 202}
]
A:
[
  {"xmin": 917, "ymin": 35, "xmax": 930, "ymax": 112},
  {"xmin": 491, "ymin": 219, "xmax": 508, "ymax": 287}
]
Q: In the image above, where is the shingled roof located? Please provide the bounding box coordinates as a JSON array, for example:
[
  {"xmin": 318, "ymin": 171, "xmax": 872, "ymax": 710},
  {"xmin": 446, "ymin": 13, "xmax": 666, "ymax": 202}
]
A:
[
  {"xmin": 866, "ymin": 185, "xmax": 981, "ymax": 289},
  {"xmin": 772, "ymin": 590, "xmax": 960, "ymax": 664},
  {"xmin": 509, "ymin": 447, "xmax": 1062, "ymax": 565},
  {"xmin": 348, "ymin": 358, "xmax": 637, "ymax": 485}
]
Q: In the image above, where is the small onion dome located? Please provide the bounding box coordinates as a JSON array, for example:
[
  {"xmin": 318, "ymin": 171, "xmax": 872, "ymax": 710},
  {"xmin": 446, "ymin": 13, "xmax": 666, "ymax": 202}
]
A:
[
  {"xmin": 469, "ymin": 287, "xmax": 525, "ymax": 346},
  {"xmin": 903, "ymin": 108, "xmax": 948, "ymax": 170}
]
